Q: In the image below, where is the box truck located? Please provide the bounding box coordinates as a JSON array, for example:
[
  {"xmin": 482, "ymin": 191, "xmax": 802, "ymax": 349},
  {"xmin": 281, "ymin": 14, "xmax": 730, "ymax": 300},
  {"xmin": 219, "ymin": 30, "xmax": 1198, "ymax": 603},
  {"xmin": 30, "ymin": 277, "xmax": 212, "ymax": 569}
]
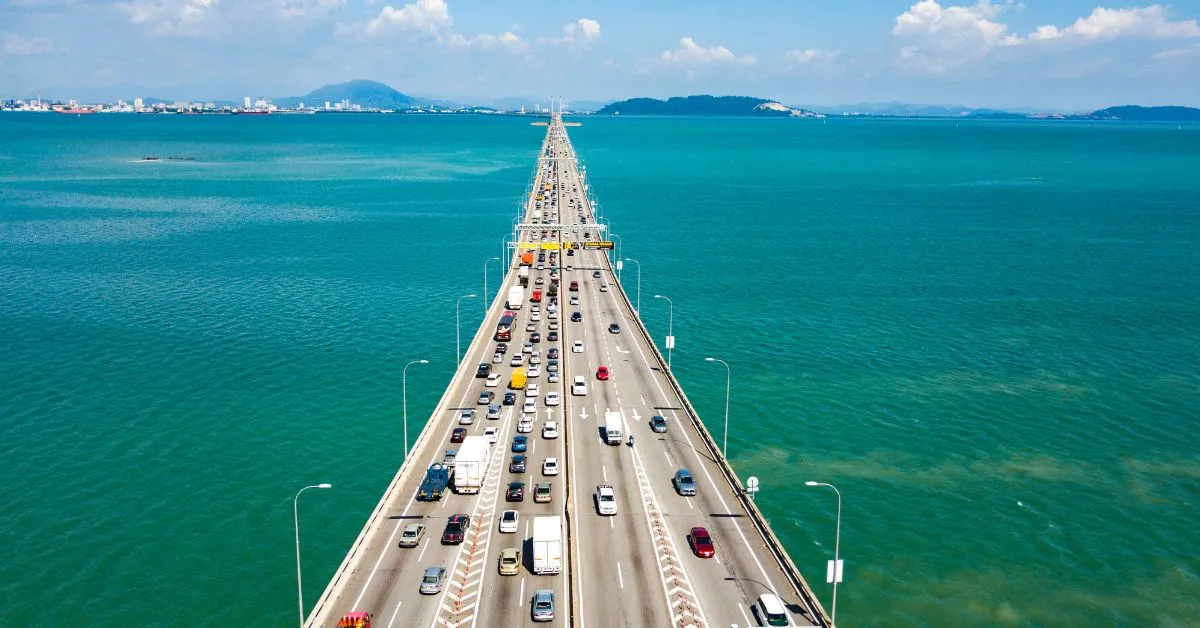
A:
[
  {"xmin": 532, "ymin": 515, "xmax": 563, "ymax": 575},
  {"xmin": 603, "ymin": 411, "xmax": 623, "ymax": 445},
  {"xmin": 506, "ymin": 286, "xmax": 524, "ymax": 310},
  {"xmin": 453, "ymin": 436, "xmax": 490, "ymax": 494}
]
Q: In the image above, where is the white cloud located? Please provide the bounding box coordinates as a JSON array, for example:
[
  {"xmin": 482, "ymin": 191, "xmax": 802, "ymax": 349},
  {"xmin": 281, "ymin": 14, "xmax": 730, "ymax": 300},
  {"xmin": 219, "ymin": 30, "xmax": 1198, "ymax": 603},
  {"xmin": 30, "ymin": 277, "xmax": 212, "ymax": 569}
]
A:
[
  {"xmin": 4, "ymin": 33, "xmax": 54, "ymax": 55},
  {"xmin": 1153, "ymin": 42, "xmax": 1200, "ymax": 59},
  {"xmin": 118, "ymin": 0, "xmax": 216, "ymax": 36},
  {"xmin": 276, "ymin": 0, "xmax": 346, "ymax": 20},
  {"xmin": 660, "ymin": 36, "xmax": 755, "ymax": 66},
  {"xmin": 563, "ymin": 18, "xmax": 600, "ymax": 42},
  {"xmin": 784, "ymin": 48, "xmax": 837, "ymax": 65},
  {"xmin": 1029, "ymin": 5, "xmax": 1200, "ymax": 42},
  {"xmin": 365, "ymin": 0, "xmax": 451, "ymax": 36}
]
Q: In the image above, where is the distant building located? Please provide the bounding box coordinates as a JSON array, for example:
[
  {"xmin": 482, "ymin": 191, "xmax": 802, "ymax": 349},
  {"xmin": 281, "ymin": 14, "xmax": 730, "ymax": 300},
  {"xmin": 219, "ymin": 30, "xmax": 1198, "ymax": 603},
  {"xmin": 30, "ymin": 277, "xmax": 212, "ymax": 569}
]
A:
[
  {"xmin": 134, "ymin": 98, "xmax": 144, "ymax": 110},
  {"xmin": 244, "ymin": 96, "xmax": 252, "ymax": 109},
  {"xmin": 325, "ymin": 101, "xmax": 331, "ymax": 110}
]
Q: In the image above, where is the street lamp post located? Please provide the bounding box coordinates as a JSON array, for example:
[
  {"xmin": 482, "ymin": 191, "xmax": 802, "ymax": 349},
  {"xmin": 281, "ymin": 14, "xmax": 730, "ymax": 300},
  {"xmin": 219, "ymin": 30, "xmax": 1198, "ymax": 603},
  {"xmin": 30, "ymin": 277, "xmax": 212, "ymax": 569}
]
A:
[
  {"xmin": 294, "ymin": 483, "xmax": 332, "ymax": 628},
  {"xmin": 653, "ymin": 294, "xmax": 674, "ymax": 369},
  {"xmin": 483, "ymin": 257, "xmax": 500, "ymax": 315},
  {"xmin": 456, "ymin": 294, "xmax": 477, "ymax": 365},
  {"xmin": 805, "ymin": 481, "xmax": 843, "ymax": 628},
  {"xmin": 402, "ymin": 359, "xmax": 429, "ymax": 461},
  {"xmin": 610, "ymin": 233, "xmax": 623, "ymax": 280},
  {"xmin": 623, "ymin": 257, "xmax": 641, "ymax": 315},
  {"xmin": 705, "ymin": 357, "xmax": 731, "ymax": 458}
]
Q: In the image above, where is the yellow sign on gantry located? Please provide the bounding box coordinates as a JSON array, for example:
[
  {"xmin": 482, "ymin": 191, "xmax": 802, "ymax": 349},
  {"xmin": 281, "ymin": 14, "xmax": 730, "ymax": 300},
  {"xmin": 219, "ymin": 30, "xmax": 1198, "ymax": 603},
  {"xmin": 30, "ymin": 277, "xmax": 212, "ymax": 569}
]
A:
[{"xmin": 583, "ymin": 241, "xmax": 615, "ymax": 250}]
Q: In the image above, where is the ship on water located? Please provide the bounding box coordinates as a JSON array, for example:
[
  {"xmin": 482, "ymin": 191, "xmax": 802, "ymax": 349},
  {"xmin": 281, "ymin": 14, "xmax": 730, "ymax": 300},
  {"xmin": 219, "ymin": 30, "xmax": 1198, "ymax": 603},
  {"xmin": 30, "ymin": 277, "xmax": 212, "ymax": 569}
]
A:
[{"xmin": 54, "ymin": 108, "xmax": 95, "ymax": 114}]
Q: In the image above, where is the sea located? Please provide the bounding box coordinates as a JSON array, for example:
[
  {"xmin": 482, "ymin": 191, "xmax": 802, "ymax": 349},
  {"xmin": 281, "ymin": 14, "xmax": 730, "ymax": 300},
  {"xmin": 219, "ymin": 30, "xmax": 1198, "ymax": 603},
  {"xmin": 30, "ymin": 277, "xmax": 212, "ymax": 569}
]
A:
[{"xmin": 0, "ymin": 113, "xmax": 1197, "ymax": 627}]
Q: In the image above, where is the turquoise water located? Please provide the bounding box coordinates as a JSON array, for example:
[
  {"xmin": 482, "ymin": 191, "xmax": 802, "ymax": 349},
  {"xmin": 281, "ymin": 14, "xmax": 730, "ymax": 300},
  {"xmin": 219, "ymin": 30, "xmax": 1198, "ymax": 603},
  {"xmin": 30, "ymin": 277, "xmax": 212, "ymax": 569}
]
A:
[{"xmin": 1, "ymin": 114, "xmax": 1197, "ymax": 626}]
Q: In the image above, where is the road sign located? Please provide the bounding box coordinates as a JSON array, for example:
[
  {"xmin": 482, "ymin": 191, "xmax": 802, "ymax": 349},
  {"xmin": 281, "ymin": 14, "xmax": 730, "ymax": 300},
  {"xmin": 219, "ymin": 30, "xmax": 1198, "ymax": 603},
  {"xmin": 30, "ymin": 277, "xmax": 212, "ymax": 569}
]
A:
[
  {"xmin": 665, "ymin": 335, "xmax": 675, "ymax": 350},
  {"xmin": 539, "ymin": 242, "xmax": 560, "ymax": 250},
  {"xmin": 747, "ymin": 477, "xmax": 759, "ymax": 492},
  {"xmin": 583, "ymin": 241, "xmax": 614, "ymax": 250},
  {"xmin": 616, "ymin": 260, "xmax": 623, "ymax": 271},
  {"xmin": 827, "ymin": 559, "xmax": 844, "ymax": 584}
]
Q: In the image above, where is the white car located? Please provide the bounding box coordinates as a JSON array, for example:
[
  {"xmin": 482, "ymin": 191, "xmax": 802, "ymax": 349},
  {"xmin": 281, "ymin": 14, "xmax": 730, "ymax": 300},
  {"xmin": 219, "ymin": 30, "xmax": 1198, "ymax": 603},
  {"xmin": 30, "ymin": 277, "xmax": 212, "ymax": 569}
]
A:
[
  {"xmin": 569, "ymin": 296, "xmax": 579, "ymax": 305},
  {"xmin": 545, "ymin": 391, "xmax": 560, "ymax": 406},
  {"xmin": 458, "ymin": 409, "xmax": 475, "ymax": 425},
  {"xmin": 531, "ymin": 311, "xmax": 541, "ymax": 322},
  {"xmin": 510, "ymin": 354, "xmax": 526, "ymax": 367},
  {"xmin": 549, "ymin": 321, "xmax": 559, "ymax": 331},
  {"xmin": 548, "ymin": 310, "xmax": 558, "ymax": 319},
  {"xmin": 529, "ymin": 353, "xmax": 542, "ymax": 366},
  {"xmin": 486, "ymin": 373, "xmax": 501, "ymax": 387},
  {"xmin": 548, "ymin": 372, "xmax": 560, "ymax": 384},
  {"xmin": 543, "ymin": 421, "xmax": 559, "ymax": 439},
  {"xmin": 523, "ymin": 399, "xmax": 538, "ymax": 414},
  {"xmin": 572, "ymin": 340, "xmax": 584, "ymax": 353},
  {"xmin": 566, "ymin": 264, "xmax": 574, "ymax": 271},
  {"xmin": 526, "ymin": 383, "xmax": 540, "ymax": 398},
  {"xmin": 523, "ymin": 342, "xmax": 534, "ymax": 354},
  {"xmin": 484, "ymin": 427, "xmax": 499, "ymax": 443},
  {"xmin": 492, "ymin": 352, "xmax": 503, "ymax": 364},
  {"xmin": 599, "ymin": 283, "xmax": 608, "ymax": 292},
  {"xmin": 527, "ymin": 365, "xmax": 541, "ymax": 379},
  {"xmin": 518, "ymin": 416, "xmax": 534, "ymax": 433},
  {"xmin": 542, "ymin": 457, "xmax": 560, "ymax": 475},
  {"xmin": 499, "ymin": 510, "xmax": 519, "ymax": 533}
]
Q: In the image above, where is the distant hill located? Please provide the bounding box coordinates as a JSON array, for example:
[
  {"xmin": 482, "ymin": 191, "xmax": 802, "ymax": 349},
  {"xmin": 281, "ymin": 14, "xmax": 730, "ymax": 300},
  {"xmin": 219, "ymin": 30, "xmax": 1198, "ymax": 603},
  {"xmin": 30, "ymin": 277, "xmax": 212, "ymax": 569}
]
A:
[
  {"xmin": 274, "ymin": 79, "xmax": 418, "ymax": 109},
  {"xmin": 596, "ymin": 95, "xmax": 819, "ymax": 117},
  {"xmin": 807, "ymin": 101, "xmax": 1032, "ymax": 117},
  {"xmin": 1068, "ymin": 105, "xmax": 1200, "ymax": 121}
]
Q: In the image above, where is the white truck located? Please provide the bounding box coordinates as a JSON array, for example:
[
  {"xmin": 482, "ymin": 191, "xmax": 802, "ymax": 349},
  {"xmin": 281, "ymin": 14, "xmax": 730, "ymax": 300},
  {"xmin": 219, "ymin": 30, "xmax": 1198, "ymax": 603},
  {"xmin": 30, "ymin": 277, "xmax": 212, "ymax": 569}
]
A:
[
  {"xmin": 453, "ymin": 436, "xmax": 490, "ymax": 494},
  {"xmin": 603, "ymin": 411, "xmax": 623, "ymax": 446},
  {"xmin": 518, "ymin": 266, "xmax": 530, "ymax": 287},
  {"xmin": 594, "ymin": 484, "xmax": 617, "ymax": 516},
  {"xmin": 532, "ymin": 515, "xmax": 563, "ymax": 575},
  {"xmin": 506, "ymin": 285, "xmax": 524, "ymax": 310}
]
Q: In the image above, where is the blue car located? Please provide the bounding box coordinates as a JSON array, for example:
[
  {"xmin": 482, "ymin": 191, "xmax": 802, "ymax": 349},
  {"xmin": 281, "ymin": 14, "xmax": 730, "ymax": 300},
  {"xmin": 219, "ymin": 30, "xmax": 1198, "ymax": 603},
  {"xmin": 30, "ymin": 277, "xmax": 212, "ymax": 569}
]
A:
[{"xmin": 512, "ymin": 435, "xmax": 528, "ymax": 452}]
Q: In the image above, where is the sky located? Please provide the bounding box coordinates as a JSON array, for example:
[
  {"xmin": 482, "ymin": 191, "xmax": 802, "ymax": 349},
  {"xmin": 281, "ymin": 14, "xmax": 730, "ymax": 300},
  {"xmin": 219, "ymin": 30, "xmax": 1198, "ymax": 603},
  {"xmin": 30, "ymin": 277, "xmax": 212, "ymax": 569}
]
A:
[{"xmin": 3, "ymin": 0, "xmax": 1200, "ymax": 109}]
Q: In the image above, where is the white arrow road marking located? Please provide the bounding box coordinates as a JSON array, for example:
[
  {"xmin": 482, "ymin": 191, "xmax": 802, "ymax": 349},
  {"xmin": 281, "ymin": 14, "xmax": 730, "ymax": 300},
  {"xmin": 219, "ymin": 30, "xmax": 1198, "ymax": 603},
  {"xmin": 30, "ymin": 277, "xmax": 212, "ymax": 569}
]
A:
[{"xmin": 616, "ymin": 345, "xmax": 631, "ymax": 354}]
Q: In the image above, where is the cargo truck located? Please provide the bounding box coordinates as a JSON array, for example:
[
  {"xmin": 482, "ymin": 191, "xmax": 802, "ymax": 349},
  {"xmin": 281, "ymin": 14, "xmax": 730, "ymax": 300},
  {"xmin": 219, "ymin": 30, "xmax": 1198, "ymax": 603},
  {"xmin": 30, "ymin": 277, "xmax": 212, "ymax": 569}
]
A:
[
  {"xmin": 519, "ymin": 267, "xmax": 530, "ymax": 287},
  {"xmin": 532, "ymin": 515, "xmax": 563, "ymax": 575},
  {"xmin": 603, "ymin": 411, "xmax": 623, "ymax": 445},
  {"xmin": 506, "ymin": 286, "xmax": 524, "ymax": 310},
  {"xmin": 521, "ymin": 252, "xmax": 534, "ymax": 267},
  {"xmin": 453, "ymin": 436, "xmax": 490, "ymax": 494},
  {"xmin": 417, "ymin": 463, "xmax": 451, "ymax": 501}
]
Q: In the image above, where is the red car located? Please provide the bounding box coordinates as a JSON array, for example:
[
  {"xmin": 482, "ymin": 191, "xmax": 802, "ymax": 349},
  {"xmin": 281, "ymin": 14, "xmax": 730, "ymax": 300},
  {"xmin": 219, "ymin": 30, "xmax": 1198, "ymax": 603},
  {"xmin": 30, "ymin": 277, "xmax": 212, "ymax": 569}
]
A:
[
  {"xmin": 687, "ymin": 527, "xmax": 715, "ymax": 558},
  {"xmin": 451, "ymin": 427, "xmax": 467, "ymax": 443},
  {"xmin": 596, "ymin": 365, "xmax": 609, "ymax": 381},
  {"xmin": 569, "ymin": 281, "xmax": 579, "ymax": 292}
]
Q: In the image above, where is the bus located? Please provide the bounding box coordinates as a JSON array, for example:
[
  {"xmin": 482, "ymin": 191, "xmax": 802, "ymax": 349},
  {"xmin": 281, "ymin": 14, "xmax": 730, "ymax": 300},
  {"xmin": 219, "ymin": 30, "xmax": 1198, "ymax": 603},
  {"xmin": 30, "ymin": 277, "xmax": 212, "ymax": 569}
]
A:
[{"xmin": 495, "ymin": 312, "xmax": 515, "ymax": 341}]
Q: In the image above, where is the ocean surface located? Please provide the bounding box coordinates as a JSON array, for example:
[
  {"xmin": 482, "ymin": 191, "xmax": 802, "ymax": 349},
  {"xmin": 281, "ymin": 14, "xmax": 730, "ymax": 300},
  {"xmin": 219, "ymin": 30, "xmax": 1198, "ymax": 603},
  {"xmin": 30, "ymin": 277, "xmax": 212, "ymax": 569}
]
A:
[{"xmin": 1, "ymin": 113, "xmax": 1197, "ymax": 627}]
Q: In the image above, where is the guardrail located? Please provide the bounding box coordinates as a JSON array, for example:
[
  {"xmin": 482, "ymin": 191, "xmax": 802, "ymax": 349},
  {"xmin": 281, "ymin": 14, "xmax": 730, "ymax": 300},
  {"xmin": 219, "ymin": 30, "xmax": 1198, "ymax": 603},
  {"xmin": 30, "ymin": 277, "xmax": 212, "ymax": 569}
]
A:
[{"xmin": 585, "ymin": 192, "xmax": 833, "ymax": 627}]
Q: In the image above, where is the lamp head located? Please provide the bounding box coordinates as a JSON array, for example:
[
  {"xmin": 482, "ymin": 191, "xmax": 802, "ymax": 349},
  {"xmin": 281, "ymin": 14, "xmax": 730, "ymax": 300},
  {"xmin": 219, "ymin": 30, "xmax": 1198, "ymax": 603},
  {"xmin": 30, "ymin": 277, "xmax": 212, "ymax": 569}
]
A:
[
  {"xmin": 418, "ymin": 359, "xmax": 429, "ymax": 364},
  {"xmin": 805, "ymin": 481, "xmax": 820, "ymax": 486},
  {"xmin": 317, "ymin": 483, "xmax": 332, "ymax": 489},
  {"xmin": 705, "ymin": 357, "xmax": 715, "ymax": 362}
]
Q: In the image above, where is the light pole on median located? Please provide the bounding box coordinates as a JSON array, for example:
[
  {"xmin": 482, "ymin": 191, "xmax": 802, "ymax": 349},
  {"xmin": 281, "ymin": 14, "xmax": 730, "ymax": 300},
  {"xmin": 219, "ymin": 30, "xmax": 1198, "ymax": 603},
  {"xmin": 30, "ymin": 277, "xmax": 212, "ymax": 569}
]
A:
[
  {"xmin": 624, "ymin": 257, "xmax": 641, "ymax": 315},
  {"xmin": 483, "ymin": 257, "xmax": 500, "ymax": 315},
  {"xmin": 610, "ymin": 233, "xmax": 623, "ymax": 281},
  {"xmin": 705, "ymin": 357, "xmax": 731, "ymax": 459},
  {"xmin": 456, "ymin": 294, "xmax": 477, "ymax": 365},
  {"xmin": 294, "ymin": 483, "xmax": 332, "ymax": 628},
  {"xmin": 653, "ymin": 294, "xmax": 674, "ymax": 369},
  {"xmin": 402, "ymin": 359, "xmax": 429, "ymax": 461},
  {"xmin": 805, "ymin": 481, "xmax": 843, "ymax": 628}
]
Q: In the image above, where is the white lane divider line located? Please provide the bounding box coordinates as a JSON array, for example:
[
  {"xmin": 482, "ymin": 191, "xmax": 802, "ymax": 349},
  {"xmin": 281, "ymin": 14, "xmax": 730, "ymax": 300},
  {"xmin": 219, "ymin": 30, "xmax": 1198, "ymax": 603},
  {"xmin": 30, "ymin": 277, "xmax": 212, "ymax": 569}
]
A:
[{"xmin": 617, "ymin": 562, "xmax": 625, "ymax": 589}]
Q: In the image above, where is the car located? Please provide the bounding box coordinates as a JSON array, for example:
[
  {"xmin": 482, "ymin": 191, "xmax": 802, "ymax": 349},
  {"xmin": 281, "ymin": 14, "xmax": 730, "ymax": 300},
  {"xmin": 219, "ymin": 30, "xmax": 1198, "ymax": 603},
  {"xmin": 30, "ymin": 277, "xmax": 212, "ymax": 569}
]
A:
[
  {"xmin": 532, "ymin": 589, "xmax": 555, "ymax": 622},
  {"xmin": 545, "ymin": 391, "xmax": 560, "ymax": 406},
  {"xmin": 569, "ymin": 296, "xmax": 579, "ymax": 305},
  {"xmin": 592, "ymin": 270, "xmax": 601, "ymax": 278},
  {"xmin": 399, "ymin": 523, "xmax": 426, "ymax": 548},
  {"xmin": 608, "ymin": 323, "xmax": 621, "ymax": 334},
  {"xmin": 596, "ymin": 365, "xmax": 610, "ymax": 381},
  {"xmin": 542, "ymin": 457, "xmax": 560, "ymax": 475},
  {"xmin": 530, "ymin": 331, "xmax": 542, "ymax": 343},
  {"xmin": 547, "ymin": 346, "xmax": 559, "ymax": 358},
  {"xmin": 572, "ymin": 340, "xmax": 584, "ymax": 353},
  {"xmin": 509, "ymin": 454, "xmax": 527, "ymax": 473},
  {"xmin": 566, "ymin": 264, "xmax": 574, "ymax": 271},
  {"xmin": 451, "ymin": 427, "xmax": 467, "ymax": 443},
  {"xmin": 512, "ymin": 435, "xmax": 528, "ymax": 452},
  {"xmin": 442, "ymin": 450, "xmax": 457, "ymax": 468},
  {"xmin": 510, "ymin": 353, "xmax": 526, "ymax": 367},
  {"xmin": 419, "ymin": 566, "xmax": 447, "ymax": 595},
  {"xmin": 533, "ymin": 482, "xmax": 552, "ymax": 503},
  {"xmin": 484, "ymin": 426, "xmax": 500, "ymax": 443},
  {"xmin": 529, "ymin": 353, "xmax": 542, "ymax": 366},
  {"xmin": 498, "ymin": 547, "xmax": 521, "ymax": 576},
  {"xmin": 531, "ymin": 311, "xmax": 541, "ymax": 322},
  {"xmin": 673, "ymin": 469, "xmax": 697, "ymax": 496},
  {"xmin": 505, "ymin": 482, "xmax": 525, "ymax": 502},
  {"xmin": 523, "ymin": 342, "xmax": 534, "ymax": 353},
  {"xmin": 525, "ymin": 322, "xmax": 537, "ymax": 333},
  {"xmin": 537, "ymin": 264, "xmax": 546, "ymax": 271},
  {"xmin": 548, "ymin": 309, "xmax": 558, "ymax": 319},
  {"xmin": 458, "ymin": 409, "xmax": 476, "ymax": 425},
  {"xmin": 535, "ymin": 276, "xmax": 545, "ymax": 285},
  {"xmin": 492, "ymin": 352, "xmax": 503, "ymax": 364},
  {"xmin": 571, "ymin": 312, "xmax": 583, "ymax": 322},
  {"xmin": 549, "ymin": 321, "xmax": 559, "ymax": 331},
  {"xmin": 526, "ymin": 383, "xmax": 540, "ymax": 398},
  {"xmin": 599, "ymin": 283, "xmax": 608, "ymax": 292},
  {"xmin": 548, "ymin": 372, "xmax": 560, "ymax": 384},
  {"xmin": 594, "ymin": 485, "xmax": 617, "ymax": 516},
  {"xmin": 503, "ymin": 392, "xmax": 517, "ymax": 406},
  {"xmin": 527, "ymin": 365, "xmax": 541, "ymax": 378},
  {"xmin": 687, "ymin": 526, "xmax": 716, "ymax": 558},
  {"xmin": 571, "ymin": 375, "xmax": 588, "ymax": 396},
  {"xmin": 496, "ymin": 343, "xmax": 508, "ymax": 354},
  {"xmin": 487, "ymin": 403, "xmax": 502, "ymax": 420},
  {"xmin": 650, "ymin": 415, "xmax": 669, "ymax": 433},
  {"xmin": 522, "ymin": 398, "xmax": 537, "ymax": 414},
  {"xmin": 548, "ymin": 331, "xmax": 559, "ymax": 342},
  {"xmin": 476, "ymin": 363, "xmax": 490, "ymax": 378},
  {"xmin": 478, "ymin": 390, "xmax": 494, "ymax": 404},
  {"xmin": 441, "ymin": 514, "xmax": 470, "ymax": 544}
]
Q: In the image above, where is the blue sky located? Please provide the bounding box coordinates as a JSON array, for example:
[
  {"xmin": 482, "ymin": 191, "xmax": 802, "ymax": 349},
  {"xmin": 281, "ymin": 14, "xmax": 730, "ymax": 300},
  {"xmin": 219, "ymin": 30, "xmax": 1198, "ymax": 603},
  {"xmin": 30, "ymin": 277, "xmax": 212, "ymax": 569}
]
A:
[{"xmin": 3, "ymin": 0, "xmax": 1200, "ymax": 109}]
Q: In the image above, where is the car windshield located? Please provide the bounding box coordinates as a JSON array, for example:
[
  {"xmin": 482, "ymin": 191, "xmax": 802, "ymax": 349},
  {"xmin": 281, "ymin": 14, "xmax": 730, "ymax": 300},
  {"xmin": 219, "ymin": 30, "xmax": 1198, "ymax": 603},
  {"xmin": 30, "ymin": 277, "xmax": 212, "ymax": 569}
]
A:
[
  {"xmin": 423, "ymin": 574, "xmax": 438, "ymax": 584},
  {"xmin": 503, "ymin": 511, "xmax": 516, "ymax": 521}
]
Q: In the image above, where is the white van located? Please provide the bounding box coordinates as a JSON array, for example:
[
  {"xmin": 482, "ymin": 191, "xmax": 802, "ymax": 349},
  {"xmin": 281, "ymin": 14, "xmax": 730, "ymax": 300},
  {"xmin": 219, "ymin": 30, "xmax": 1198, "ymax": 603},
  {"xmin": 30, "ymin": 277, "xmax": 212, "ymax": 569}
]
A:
[
  {"xmin": 755, "ymin": 594, "xmax": 790, "ymax": 626},
  {"xmin": 571, "ymin": 375, "xmax": 588, "ymax": 396}
]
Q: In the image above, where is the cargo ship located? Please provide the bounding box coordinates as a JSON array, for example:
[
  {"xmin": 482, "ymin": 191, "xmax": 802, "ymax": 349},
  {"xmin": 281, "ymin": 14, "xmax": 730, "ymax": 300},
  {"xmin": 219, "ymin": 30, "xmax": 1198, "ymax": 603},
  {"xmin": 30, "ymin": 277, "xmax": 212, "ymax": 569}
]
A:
[
  {"xmin": 54, "ymin": 108, "xmax": 95, "ymax": 114},
  {"xmin": 233, "ymin": 110, "xmax": 270, "ymax": 116}
]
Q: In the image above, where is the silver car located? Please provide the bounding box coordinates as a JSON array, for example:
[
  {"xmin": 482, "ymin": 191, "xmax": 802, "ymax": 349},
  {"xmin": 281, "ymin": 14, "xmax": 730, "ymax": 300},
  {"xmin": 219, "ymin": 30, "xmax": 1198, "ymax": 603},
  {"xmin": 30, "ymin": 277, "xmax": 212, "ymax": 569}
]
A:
[
  {"xmin": 532, "ymin": 589, "xmax": 555, "ymax": 622},
  {"xmin": 419, "ymin": 566, "xmax": 446, "ymax": 594}
]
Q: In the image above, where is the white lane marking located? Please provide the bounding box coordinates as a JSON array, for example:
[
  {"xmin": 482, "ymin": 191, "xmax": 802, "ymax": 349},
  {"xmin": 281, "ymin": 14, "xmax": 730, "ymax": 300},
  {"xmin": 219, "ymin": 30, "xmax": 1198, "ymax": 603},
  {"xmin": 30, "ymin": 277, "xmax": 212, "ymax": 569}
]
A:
[
  {"xmin": 519, "ymin": 578, "xmax": 525, "ymax": 607},
  {"xmin": 609, "ymin": 517, "xmax": 614, "ymax": 529},
  {"xmin": 385, "ymin": 601, "xmax": 404, "ymax": 628},
  {"xmin": 531, "ymin": 439, "xmax": 536, "ymax": 456},
  {"xmin": 738, "ymin": 604, "xmax": 753, "ymax": 627},
  {"xmin": 664, "ymin": 451, "xmax": 674, "ymax": 467},
  {"xmin": 686, "ymin": 498, "xmax": 695, "ymax": 510},
  {"xmin": 602, "ymin": 466, "xmax": 608, "ymax": 482},
  {"xmin": 418, "ymin": 541, "xmax": 430, "ymax": 562},
  {"xmin": 617, "ymin": 562, "xmax": 624, "ymax": 589}
]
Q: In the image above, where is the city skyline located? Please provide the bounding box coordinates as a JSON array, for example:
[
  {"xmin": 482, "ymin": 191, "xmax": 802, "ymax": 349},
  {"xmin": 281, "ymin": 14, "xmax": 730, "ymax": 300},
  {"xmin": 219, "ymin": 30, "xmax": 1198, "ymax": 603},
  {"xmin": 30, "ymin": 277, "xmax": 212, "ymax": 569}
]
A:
[{"xmin": 4, "ymin": 0, "xmax": 1200, "ymax": 109}]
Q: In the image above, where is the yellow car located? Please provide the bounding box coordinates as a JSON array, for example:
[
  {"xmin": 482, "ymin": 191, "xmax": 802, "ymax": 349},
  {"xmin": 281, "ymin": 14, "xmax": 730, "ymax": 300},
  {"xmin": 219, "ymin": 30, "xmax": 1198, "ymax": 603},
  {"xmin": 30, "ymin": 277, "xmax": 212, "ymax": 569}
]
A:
[{"xmin": 498, "ymin": 547, "xmax": 521, "ymax": 576}]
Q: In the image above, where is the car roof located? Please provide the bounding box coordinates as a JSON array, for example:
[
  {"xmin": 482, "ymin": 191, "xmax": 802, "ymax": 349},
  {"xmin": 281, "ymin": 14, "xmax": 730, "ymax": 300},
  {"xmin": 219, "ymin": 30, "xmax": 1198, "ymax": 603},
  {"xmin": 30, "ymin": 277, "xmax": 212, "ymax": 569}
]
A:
[
  {"xmin": 534, "ymin": 589, "xmax": 554, "ymax": 600},
  {"xmin": 424, "ymin": 566, "xmax": 443, "ymax": 576},
  {"xmin": 404, "ymin": 523, "xmax": 423, "ymax": 532},
  {"xmin": 500, "ymin": 547, "xmax": 518, "ymax": 558}
]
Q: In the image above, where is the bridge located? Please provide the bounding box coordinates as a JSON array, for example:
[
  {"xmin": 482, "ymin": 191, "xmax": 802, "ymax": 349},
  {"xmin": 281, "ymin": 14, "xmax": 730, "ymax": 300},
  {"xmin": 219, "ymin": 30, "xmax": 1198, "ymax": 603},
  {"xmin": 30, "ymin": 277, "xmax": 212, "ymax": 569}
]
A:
[{"xmin": 306, "ymin": 115, "xmax": 832, "ymax": 628}]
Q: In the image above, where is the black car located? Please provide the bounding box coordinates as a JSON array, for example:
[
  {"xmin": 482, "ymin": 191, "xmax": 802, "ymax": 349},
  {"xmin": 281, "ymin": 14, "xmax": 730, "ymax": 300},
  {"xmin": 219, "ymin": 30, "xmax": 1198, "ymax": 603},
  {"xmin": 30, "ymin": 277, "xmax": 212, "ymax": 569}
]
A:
[
  {"xmin": 503, "ymin": 392, "xmax": 517, "ymax": 405},
  {"xmin": 650, "ymin": 415, "xmax": 669, "ymax": 433},
  {"xmin": 451, "ymin": 427, "xmax": 468, "ymax": 443},
  {"xmin": 530, "ymin": 332, "xmax": 542, "ymax": 343},
  {"xmin": 475, "ymin": 363, "xmax": 490, "ymax": 378},
  {"xmin": 548, "ymin": 331, "xmax": 559, "ymax": 342},
  {"xmin": 571, "ymin": 312, "xmax": 582, "ymax": 322},
  {"xmin": 441, "ymin": 514, "xmax": 471, "ymax": 545},
  {"xmin": 548, "ymin": 348, "xmax": 559, "ymax": 359},
  {"xmin": 496, "ymin": 343, "xmax": 508, "ymax": 354},
  {"xmin": 510, "ymin": 454, "xmax": 527, "ymax": 473},
  {"xmin": 608, "ymin": 323, "xmax": 621, "ymax": 334},
  {"xmin": 506, "ymin": 482, "xmax": 525, "ymax": 502}
]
